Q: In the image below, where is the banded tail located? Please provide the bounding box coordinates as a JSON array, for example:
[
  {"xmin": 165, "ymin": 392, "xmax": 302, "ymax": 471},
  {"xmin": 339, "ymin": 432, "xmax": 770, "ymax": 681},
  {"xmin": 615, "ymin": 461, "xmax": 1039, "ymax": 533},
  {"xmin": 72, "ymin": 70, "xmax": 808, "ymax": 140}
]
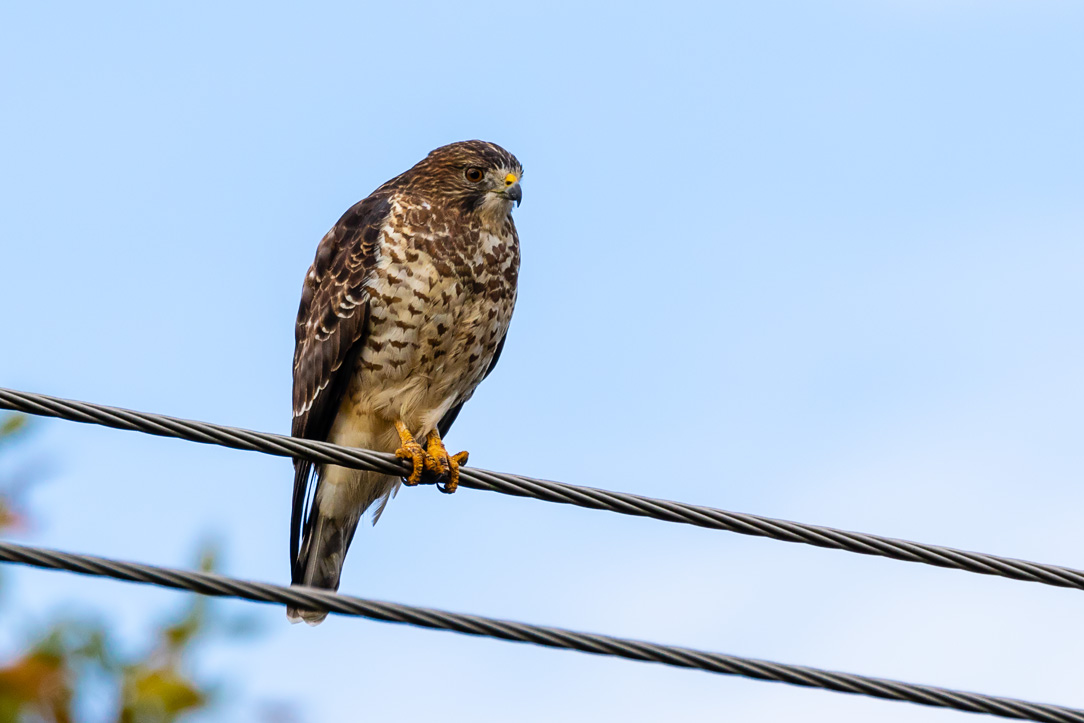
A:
[{"xmin": 288, "ymin": 467, "xmax": 397, "ymax": 625}]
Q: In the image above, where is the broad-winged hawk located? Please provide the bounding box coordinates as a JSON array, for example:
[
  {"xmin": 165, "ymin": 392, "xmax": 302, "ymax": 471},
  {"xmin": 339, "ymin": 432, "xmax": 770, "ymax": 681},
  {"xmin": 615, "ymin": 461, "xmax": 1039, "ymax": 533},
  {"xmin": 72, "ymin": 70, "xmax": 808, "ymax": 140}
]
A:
[{"xmin": 288, "ymin": 141, "xmax": 522, "ymax": 623}]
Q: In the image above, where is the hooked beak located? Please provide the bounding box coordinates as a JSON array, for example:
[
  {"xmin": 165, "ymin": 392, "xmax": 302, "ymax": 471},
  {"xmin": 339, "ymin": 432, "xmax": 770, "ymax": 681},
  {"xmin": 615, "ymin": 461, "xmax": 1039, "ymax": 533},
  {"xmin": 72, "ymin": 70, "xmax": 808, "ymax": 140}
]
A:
[{"xmin": 505, "ymin": 181, "xmax": 522, "ymax": 206}]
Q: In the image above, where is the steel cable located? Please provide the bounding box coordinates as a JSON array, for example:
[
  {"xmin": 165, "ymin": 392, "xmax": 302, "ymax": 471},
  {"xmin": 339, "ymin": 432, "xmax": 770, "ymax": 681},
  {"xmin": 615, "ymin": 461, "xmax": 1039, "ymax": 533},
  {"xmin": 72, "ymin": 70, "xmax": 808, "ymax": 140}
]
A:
[
  {"xmin": 1, "ymin": 540, "xmax": 1081, "ymax": 722},
  {"xmin": 2, "ymin": 386, "xmax": 1083, "ymax": 592}
]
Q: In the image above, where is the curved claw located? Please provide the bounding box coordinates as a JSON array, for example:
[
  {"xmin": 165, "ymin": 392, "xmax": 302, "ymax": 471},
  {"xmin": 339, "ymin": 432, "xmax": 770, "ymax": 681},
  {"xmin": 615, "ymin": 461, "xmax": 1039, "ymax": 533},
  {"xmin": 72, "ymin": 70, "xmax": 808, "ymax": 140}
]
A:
[
  {"xmin": 426, "ymin": 431, "xmax": 468, "ymax": 494},
  {"xmin": 395, "ymin": 440, "xmax": 427, "ymax": 486},
  {"xmin": 395, "ymin": 422, "xmax": 469, "ymax": 492},
  {"xmin": 394, "ymin": 421, "xmax": 428, "ymax": 486},
  {"xmin": 436, "ymin": 450, "xmax": 469, "ymax": 494}
]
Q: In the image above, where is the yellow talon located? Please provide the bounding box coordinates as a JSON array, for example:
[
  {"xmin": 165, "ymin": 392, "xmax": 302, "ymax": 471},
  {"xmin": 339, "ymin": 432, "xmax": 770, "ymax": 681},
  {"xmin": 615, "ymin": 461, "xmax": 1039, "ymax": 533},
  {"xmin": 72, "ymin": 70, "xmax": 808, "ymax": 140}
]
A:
[
  {"xmin": 394, "ymin": 422, "xmax": 469, "ymax": 491},
  {"xmin": 446, "ymin": 450, "xmax": 469, "ymax": 494},
  {"xmin": 424, "ymin": 430, "xmax": 469, "ymax": 494},
  {"xmin": 394, "ymin": 421, "xmax": 427, "ymax": 486}
]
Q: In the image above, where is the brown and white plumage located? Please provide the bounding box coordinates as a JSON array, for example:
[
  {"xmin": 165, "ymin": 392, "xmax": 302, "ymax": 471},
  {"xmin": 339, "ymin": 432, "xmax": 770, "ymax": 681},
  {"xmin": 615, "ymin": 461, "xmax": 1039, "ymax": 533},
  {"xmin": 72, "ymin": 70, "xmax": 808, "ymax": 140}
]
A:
[{"xmin": 289, "ymin": 140, "xmax": 522, "ymax": 623}]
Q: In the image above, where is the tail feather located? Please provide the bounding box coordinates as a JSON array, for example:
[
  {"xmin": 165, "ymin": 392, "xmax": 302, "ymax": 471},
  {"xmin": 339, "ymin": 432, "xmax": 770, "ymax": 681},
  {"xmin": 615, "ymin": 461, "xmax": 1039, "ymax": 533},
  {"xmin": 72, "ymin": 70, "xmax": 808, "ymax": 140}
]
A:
[
  {"xmin": 287, "ymin": 511, "xmax": 361, "ymax": 625},
  {"xmin": 288, "ymin": 466, "xmax": 399, "ymax": 625}
]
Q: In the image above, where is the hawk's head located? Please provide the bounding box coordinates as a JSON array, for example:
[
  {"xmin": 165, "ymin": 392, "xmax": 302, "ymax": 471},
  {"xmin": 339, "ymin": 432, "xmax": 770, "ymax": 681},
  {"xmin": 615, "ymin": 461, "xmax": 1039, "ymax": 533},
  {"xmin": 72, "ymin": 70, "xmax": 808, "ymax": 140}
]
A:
[{"xmin": 392, "ymin": 140, "xmax": 523, "ymax": 224}]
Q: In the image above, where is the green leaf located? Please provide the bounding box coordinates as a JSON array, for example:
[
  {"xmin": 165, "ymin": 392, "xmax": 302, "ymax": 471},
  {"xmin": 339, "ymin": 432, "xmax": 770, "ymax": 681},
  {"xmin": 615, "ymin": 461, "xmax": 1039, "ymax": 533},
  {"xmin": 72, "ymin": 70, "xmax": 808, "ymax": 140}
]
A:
[{"xmin": 0, "ymin": 415, "xmax": 27, "ymax": 439}]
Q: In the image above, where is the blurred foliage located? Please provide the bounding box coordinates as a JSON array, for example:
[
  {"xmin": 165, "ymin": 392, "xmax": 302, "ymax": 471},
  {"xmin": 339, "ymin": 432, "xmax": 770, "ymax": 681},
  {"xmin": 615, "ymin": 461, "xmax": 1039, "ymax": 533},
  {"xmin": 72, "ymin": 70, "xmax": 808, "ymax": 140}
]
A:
[
  {"xmin": 0, "ymin": 416, "xmax": 28, "ymax": 439},
  {"xmin": 0, "ymin": 414, "xmax": 269, "ymax": 723}
]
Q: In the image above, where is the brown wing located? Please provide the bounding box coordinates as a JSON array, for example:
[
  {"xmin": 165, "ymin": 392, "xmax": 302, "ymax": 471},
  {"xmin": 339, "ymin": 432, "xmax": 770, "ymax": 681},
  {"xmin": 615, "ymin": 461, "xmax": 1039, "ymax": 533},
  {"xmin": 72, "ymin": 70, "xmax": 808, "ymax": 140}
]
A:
[{"xmin": 290, "ymin": 193, "xmax": 391, "ymax": 575}]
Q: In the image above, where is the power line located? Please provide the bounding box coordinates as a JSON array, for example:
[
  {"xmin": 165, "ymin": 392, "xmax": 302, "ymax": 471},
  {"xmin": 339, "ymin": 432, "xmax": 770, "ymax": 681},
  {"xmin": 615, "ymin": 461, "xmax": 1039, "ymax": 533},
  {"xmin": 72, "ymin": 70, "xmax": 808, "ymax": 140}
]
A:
[
  {"xmin": 2, "ymin": 386, "xmax": 1083, "ymax": 594},
  {"xmin": 3, "ymin": 386, "xmax": 1083, "ymax": 594},
  {"xmin": 2, "ymin": 540, "xmax": 1081, "ymax": 723}
]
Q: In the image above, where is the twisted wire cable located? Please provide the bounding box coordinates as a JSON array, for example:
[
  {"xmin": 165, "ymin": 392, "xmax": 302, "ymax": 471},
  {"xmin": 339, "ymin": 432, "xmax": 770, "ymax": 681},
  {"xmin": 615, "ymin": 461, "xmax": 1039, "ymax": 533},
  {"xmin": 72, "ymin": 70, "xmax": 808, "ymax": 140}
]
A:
[
  {"xmin": 3, "ymin": 387, "xmax": 1084, "ymax": 593},
  {"xmin": 1, "ymin": 541, "xmax": 1081, "ymax": 723}
]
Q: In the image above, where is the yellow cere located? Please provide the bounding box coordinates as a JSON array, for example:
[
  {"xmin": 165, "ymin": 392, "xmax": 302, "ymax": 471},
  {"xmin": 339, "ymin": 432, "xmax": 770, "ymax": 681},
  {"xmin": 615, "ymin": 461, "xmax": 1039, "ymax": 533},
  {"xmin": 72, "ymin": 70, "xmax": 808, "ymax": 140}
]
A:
[{"xmin": 504, "ymin": 173, "xmax": 518, "ymax": 185}]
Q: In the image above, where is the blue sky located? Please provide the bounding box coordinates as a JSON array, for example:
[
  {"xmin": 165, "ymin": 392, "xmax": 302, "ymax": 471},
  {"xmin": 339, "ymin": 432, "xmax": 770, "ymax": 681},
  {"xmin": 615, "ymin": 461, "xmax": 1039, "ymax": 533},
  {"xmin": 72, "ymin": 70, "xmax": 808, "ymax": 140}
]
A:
[{"xmin": 1, "ymin": 1, "xmax": 1083, "ymax": 720}]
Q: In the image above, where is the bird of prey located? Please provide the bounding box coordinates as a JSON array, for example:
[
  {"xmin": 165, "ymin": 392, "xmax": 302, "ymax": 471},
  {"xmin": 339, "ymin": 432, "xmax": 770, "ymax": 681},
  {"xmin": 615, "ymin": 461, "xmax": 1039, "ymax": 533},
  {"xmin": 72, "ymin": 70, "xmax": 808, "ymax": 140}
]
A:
[{"xmin": 288, "ymin": 141, "xmax": 522, "ymax": 624}]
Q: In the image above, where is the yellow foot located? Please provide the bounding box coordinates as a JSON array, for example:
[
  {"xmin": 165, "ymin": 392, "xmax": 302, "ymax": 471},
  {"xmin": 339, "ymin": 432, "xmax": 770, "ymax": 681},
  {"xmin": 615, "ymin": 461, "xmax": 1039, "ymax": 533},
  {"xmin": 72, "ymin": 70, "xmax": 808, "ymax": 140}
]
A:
[
  {"xmin": 425, "ymin": 430, "xmax": 469, "ymax": 494},
  {"xmin": 394, "ymin": 421, "xmax": 427, "ymax": 486},
  {"xmin": 394, "ymin": 423, "xmax": 469, "ymax": 491}
]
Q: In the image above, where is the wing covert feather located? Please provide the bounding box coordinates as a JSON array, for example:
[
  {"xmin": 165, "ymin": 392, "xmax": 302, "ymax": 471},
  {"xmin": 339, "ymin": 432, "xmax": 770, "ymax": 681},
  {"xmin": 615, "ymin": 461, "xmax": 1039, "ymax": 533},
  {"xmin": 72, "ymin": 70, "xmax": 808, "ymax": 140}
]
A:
[{"xmin": 290, "ymin": 193, "xmax": 391, "ymax": 574}]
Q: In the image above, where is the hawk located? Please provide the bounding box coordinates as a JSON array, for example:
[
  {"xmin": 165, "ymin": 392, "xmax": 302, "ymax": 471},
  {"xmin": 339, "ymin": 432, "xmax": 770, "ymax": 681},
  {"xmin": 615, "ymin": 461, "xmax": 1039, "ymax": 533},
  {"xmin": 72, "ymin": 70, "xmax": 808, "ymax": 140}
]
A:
[{"xmin": 288, "ymin": 141, "xmax": 522, "ymax": 624}]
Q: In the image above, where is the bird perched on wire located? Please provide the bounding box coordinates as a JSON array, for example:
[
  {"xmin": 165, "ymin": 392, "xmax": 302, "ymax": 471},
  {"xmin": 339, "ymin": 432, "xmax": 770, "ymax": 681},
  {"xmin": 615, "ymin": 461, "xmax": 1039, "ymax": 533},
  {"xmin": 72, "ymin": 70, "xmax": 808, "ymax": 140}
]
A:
[{"xmin": 288, "ymin": 141, "xmax": 522, "ymax": 624}]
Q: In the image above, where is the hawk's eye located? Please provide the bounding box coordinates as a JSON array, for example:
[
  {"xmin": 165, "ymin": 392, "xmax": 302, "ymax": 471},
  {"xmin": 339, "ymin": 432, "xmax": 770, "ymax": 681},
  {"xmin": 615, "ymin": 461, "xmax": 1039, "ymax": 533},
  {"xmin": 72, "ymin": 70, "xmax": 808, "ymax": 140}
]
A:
[{"xmin": 464, "ymin": 167, "xmax": 484, "ymax": 183}]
